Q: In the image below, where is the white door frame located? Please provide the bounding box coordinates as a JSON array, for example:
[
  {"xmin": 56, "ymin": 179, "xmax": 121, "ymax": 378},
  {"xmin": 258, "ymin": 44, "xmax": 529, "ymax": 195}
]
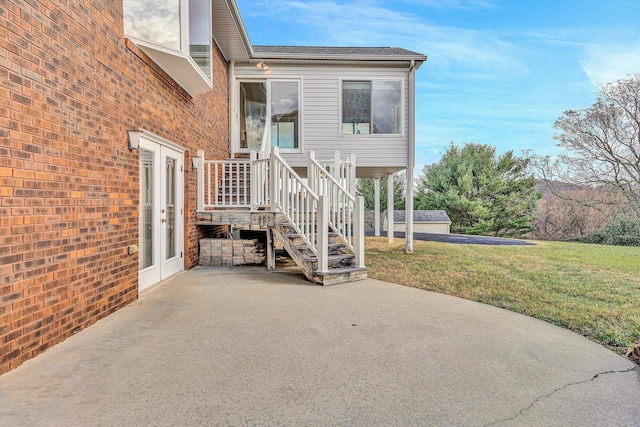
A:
[{"xmin": 137, "ymin": 132, "xmax": 185, "ymax": 293}]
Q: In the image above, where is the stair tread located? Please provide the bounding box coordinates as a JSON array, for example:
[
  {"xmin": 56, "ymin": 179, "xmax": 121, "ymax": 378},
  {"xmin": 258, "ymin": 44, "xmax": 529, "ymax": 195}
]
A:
[
  {"xmin": 316, "ymin": 266, "xmax": 369, "ymax": 275},
  {"xmin": 303, "ymin": 253, "xmax": 354, "ymax": 262},
  {"xmin": 294, "ymin": 242, "xmax": 344, "ymax": 249}
]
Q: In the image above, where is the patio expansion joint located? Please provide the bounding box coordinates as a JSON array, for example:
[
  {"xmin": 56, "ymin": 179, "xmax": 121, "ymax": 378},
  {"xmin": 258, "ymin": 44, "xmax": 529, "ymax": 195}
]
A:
[{"xmin": 483, "ymin": 366, "xmax": 639, "ymax": 427}]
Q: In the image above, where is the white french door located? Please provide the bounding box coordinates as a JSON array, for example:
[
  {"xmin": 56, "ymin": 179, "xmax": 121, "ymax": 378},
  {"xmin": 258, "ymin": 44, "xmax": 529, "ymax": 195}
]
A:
[{"xmin": 138, "ymin": 137, "xmax": 184, "ymax": 293}]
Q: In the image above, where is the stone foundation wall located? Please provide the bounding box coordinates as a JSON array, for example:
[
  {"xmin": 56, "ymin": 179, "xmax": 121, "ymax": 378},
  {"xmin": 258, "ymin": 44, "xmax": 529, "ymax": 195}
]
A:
[{"xmin": 199, "ymin": 239, "xmax": 266, "ymax": 266}]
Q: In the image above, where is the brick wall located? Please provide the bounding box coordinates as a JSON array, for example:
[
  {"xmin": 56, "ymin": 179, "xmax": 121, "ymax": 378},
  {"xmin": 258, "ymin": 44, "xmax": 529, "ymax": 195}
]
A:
[{"xmin": 0, "ymin": 0, "xmax": 229, "ymax": 374}]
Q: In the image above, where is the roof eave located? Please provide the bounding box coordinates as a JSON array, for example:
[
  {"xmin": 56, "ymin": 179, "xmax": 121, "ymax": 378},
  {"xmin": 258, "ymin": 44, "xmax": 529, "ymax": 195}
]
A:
[
  {"xmin": 252, "ymin": 52, "xmax": 427, "ymax": 64},
  {"xmin": 212, "ymin": 0, "xmax": 254, "ymax": 62}
]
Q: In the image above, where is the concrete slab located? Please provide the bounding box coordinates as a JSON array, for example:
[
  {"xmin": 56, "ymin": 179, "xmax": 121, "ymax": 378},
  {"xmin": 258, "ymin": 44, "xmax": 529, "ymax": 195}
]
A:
[{"xmin": 1, "ymin": 267, "xmax": 638, "ymax": 426}]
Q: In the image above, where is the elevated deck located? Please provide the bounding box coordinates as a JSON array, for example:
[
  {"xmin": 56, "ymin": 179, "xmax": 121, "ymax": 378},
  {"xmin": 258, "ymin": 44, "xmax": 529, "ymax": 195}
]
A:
[{"xmin": 196, "ymin": 210, "xmax": 281, "ymax": 227}]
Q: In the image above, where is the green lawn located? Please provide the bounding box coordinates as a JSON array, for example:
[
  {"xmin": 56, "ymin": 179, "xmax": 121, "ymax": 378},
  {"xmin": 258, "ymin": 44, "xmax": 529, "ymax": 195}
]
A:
[{"xmin": 365, "ymin": 236, "xmax": 640, "ymax": 359}]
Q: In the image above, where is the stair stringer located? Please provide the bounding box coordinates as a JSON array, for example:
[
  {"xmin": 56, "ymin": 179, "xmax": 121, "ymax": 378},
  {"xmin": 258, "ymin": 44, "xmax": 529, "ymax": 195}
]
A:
[{"xmin": 271, "ymin": 224, "xmax": 367, "ymax": 286}]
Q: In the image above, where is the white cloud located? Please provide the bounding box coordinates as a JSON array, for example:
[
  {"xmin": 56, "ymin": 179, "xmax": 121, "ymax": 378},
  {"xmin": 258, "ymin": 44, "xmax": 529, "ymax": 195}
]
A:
[
  {"xmin": 243, "ymin": 0, "xmax": 521, "ymax": 75},
  {"xmin": 580, "ymin": 41, "xmax": 640, "ymax": 86},
  {"xmin": 398, "ymin": 0, "xmax": 497, "ymax": 11}
]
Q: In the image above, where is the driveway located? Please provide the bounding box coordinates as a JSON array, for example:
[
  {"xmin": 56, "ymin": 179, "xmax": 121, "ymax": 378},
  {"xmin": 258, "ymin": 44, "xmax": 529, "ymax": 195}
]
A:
[
  {"xmin": 368, "ymin": 230, "xmax": 534, "ymax": 245},
  {"xmin": 1, "ymin": 268, "xmax": 638, "ymax": 426}
]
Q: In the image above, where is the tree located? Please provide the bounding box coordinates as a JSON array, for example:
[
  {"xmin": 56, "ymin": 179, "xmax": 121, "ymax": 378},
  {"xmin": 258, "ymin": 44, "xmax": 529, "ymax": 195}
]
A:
[
  {"xmin": 532, "ymin": 184, "xmax": 613, "ymax": 241},
  {"xmin": 356, "ymin": 173, "xmax": 406, "ymax": 212},
  {"xmin": 415, "ymin": 143, "xmax": 541, "ymax": 237},
  {"xmin": 534, "ymin": 74, "xmax": 640, "ymax": 216}
]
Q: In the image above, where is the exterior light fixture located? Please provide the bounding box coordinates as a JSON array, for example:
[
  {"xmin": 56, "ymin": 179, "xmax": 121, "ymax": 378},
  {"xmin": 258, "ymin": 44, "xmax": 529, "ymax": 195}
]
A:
[
  {"xmin": 256, "ymin": 61, "xmax": 268, "ymax": 71},
  {"xmin": 127, "ymin": 130, "xmax": 140, "ymax": 150},
  {"xmin": 191, "ymin": 156, "xmax": 201, "ymax": 169}
]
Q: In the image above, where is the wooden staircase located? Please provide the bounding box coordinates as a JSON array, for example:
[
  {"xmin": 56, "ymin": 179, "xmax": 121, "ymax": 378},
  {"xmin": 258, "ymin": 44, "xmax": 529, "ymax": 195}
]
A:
[
  {"xmin": 195, "ymin": 148, "xmax": 366, "ymax": 285},
  {"xmin": 272, "ymin": 224, "xmax": 367, "ymax": 285}
]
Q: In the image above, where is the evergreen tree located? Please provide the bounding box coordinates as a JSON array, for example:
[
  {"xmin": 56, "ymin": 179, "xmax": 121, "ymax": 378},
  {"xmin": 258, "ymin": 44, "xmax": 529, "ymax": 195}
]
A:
[
  {"xmin": 415, "ymin": 143, "xmax": 541, "ymax": 237},
  {"xmin": 356, "ymin": 173, "xmax": 406, "ymax": 212}
]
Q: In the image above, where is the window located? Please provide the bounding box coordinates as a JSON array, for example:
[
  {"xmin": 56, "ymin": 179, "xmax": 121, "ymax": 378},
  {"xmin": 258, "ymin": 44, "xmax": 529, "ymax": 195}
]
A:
[
  {"xmin": 270, "ymin": 82, "xmax": 299, "ymax": 149},
  {"xmin": 342, "ymin": 80, "xmax": 402, "ymax": 135},
  {"xmin": 237, "ymin": 80, "xmax": 300, "ymax": 152},
  {"xmin": 123, "ymin": 0, "xmax": 212, "ymax": 96},
  {"xmin": 239, "ymin": 82, "xmax": 267, "ymax": 151}
]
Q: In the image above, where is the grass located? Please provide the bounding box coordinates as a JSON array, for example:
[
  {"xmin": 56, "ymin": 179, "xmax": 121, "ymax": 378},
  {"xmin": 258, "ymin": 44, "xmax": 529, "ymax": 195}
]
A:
[{"xmin": 364, "ymin": 236, "xmax": 640, "ymax": 359}]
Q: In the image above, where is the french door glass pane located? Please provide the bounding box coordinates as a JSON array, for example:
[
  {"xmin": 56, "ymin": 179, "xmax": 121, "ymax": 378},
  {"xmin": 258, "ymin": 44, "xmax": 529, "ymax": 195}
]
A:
[
  {"xmin": 240, "ymin": 82, "xmax": 267, "ymax": 150},
  {"xmin": 140, "ymin": 149, "xmax": 154, "ymax": 269},
  {"xmin": 270, "ymin": 82, "xmax": 298, "ymax": 148},
  {"xmin": 165, "ymin": 158, "xmax": 176, "ymax": 260}
]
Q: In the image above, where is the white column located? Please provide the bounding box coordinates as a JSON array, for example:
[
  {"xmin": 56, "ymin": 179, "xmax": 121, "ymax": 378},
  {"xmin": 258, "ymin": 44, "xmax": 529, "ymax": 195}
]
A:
[
  {"xmin": 406, "ymin": 60, "xmax": 416, "ymax": 254},
  {"xmin": 387, "ymin": 173, "xmax": 394, "ymax": 244},
  {"xmin": 354, "ymin": 196, "xmax": 365, "ymax": 267},
  {"xmin": 374, "ymin": 177, "xmax": 381, "ymax": 237},
  {"xmin": 405, "ymin": 167, "xmax": 414, "ymax": 253}
]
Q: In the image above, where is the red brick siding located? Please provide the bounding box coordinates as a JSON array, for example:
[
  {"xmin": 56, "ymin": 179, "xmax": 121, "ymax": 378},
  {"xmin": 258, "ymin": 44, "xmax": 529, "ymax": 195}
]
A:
[{"xmin": 0, "ymin": 0, "xmax": 229, "ymax": 374}]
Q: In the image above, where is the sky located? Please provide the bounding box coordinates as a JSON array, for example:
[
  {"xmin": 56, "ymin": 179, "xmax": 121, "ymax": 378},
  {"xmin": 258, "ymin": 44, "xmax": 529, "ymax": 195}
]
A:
[{"xmin": 234, "ymin": 0, "xmax": 640, "ymax": 172}]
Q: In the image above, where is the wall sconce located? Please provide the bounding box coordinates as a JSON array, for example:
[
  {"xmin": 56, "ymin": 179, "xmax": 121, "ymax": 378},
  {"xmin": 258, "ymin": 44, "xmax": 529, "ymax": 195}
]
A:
[
  {"xmin": 127, "ymin": 130, "xmax": 140, "ymax": 150},
  {"xmin": 255, "ymin": 61, "xmax": 268, "ymax": 71},
  {"xmin": 191, "ymin": 156, "xmax": 201, "ymax": 169}
]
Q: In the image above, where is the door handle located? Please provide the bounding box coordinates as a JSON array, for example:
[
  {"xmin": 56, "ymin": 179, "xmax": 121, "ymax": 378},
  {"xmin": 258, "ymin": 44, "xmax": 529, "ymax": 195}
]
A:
[{"xmin": 161, "ymin": 218, "xmax": 167, "ymax": 223}]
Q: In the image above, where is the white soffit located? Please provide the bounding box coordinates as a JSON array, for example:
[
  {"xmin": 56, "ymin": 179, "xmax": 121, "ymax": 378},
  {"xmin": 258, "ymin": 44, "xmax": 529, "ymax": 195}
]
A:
[{"xmin": 212, "ymin": 0, "xmax": 252, "ymax": 62}]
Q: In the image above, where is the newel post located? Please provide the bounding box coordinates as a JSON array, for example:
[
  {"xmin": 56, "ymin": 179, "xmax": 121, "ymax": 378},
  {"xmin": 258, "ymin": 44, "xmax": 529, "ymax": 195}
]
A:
[
  {"xmin": 250, "ymin": 151, "xmax": 257, "ymax": 211},
  {"xmin": 349, "ymin": 153, "xmax": 357, "ymax": 196},
  {"xmin": 317, "ymin": 194, "xmax": 329, "ymax": 273},
  {"xmin": 354, "ymin": 195, "xmax": 365, "ymax": 268},
  {"xmin": 307, "ymin": 151, "xmax": 316, "ymax": 192},
  {"xmin": 270, "ymin": 147, "xmax": 279, "ymax": 210},
  {"xmin": 196, "ymin": 150, "xmax": 205, "ymax": 211},
  {"xmin": 333, "ymin": 151, "xmax": 341, "ymax": 179}
]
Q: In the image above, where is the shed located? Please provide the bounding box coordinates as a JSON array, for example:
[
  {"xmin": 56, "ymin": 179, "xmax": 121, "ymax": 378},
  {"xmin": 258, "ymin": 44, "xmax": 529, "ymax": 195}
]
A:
[{"xmin": 383, "ymin": 210, "xmax": 451, "ymax": 234}]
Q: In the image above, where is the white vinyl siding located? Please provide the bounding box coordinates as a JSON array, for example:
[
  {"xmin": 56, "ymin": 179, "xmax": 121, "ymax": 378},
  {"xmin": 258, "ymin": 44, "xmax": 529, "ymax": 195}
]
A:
[{"xmin": 233, "ymin": 63, "xmax": 410, "ymax": 173}]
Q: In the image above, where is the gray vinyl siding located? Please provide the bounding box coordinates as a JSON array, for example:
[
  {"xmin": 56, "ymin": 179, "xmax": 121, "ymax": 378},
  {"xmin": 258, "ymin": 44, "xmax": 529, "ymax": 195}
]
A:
[{"xmin": 233, "ymin": 63, "xmax": 410, "ymax": 171}]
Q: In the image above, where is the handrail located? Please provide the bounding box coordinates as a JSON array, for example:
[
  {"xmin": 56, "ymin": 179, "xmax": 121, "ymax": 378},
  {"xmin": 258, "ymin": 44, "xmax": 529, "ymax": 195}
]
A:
[
  {"xmin": 307, "ymin": 151, "xmax": 364, "ymax": 267},
  {"xmin": 194, "ymin": 148, "xmax": 360, "ymax": 271},
  {"xmin": 270, "ymin": 148, "xmax": 326, "ymax": 268},
  {"xmin": 321, "ymin": 152, "xmax": 357, "ymax": 195},
  {"xmin": 259, "ymin": 114, "xmax": 271, "ymax": 157}
]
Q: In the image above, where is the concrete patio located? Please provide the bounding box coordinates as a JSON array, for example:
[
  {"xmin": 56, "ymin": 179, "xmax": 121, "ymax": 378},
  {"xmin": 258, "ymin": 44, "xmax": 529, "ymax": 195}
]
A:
[{"xmin": 1, "ymin": 267, "xmax": 638, "ymax": 426}]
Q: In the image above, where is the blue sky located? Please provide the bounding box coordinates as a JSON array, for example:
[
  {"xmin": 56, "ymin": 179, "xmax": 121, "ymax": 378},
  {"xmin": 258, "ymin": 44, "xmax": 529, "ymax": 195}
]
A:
[{"xmin": 235, "ymin": 0, "xmax": 640, "ymax": 172}]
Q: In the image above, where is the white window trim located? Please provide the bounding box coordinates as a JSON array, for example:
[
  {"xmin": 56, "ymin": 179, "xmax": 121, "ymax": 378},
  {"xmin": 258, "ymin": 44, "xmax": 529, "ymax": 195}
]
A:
[
  {"xmin": 234, "ymin": 78, "xmax": 303, "ymax": 154},
  {"xmin": 338, "ymin": 77, "xmax": 405, "ymax": 138}
]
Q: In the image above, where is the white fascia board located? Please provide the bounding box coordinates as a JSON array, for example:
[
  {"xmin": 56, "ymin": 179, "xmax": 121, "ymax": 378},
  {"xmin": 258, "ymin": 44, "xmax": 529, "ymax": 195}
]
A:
[{"xmin": 131, "ymin": 38, "xmax": 213, "ymax": 97}]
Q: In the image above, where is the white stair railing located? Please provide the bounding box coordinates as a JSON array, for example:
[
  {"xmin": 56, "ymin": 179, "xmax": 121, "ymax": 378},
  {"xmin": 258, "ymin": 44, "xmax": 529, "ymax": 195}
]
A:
[
  {"xmin": 321, "ymin": 151, "xmax": 357, "ymax": 195},
  {"xmin": 194, "ymin": 148, "xmax": 359, "ymax": 272},
  {"xmin": 270, "ymin": 147, "xmax": 329, "ymax": 272},
  {"xmin": 250, "ymin": 151, "xmax": 270, "ymax": 210},
  {"xmin": 308, "ymin": 151, "xmax": 365, "ymax": 268}
]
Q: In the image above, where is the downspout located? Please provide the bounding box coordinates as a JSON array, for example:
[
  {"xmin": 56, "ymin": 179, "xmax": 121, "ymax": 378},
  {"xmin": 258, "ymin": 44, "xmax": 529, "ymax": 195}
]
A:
[
  {"xmin": 405, "ymin": 59, "xmax": 416, "ymax": 253},
  {"xmin": 229, "ymin": 60, "xmax": 235, "ymax": 159}
]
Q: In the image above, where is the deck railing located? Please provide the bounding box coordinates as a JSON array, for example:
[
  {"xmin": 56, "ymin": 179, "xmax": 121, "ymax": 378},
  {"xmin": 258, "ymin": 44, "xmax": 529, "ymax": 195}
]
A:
[
  {"xmin": 321, "ymin": 152, "xmax": 357, "ymax": 195},
  {"xmin": 308, "ymin": 151, "xmax": 365, "ymax": 267},
  {"xmin": 195, "ymin": 151, "xmax": 251, "ymax": 210},
  {"xmin": 195, "ymin": 148, "xmax": 364, "ymax": 270},
  {"xmin": 269, "ymin": 148, "xmax": 328, "ymax": 269}
]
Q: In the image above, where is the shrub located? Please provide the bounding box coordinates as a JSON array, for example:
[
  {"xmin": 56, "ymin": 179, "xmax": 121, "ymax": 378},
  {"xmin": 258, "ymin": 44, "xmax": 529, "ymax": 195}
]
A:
[{"xmin": 573, "ymin": 214, "xmax": 640, "ymax": 246}]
